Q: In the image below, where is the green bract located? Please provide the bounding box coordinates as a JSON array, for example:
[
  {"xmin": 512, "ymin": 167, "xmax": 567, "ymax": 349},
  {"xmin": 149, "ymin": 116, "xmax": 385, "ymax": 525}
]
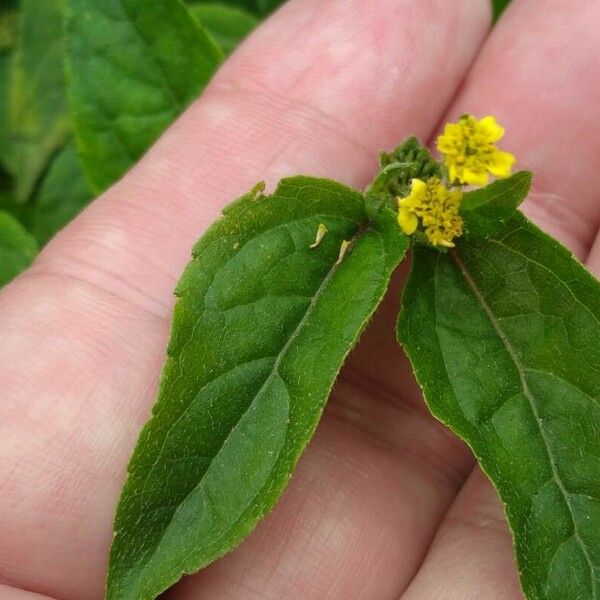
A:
[
  {"xmin": 460, "ymin": 170, "xmax": 532, "ymax": 238},
  {"xmin": 107, "ymin": 176, "xmax": 408, "ymax": 599}
]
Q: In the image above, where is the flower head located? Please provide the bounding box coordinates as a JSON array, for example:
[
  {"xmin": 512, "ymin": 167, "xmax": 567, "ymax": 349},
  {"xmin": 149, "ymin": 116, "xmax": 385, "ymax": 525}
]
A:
[
  {"xmin": 436, "ymin": 114, "xmax": 515, "ymax": 186},
  {"xmin": 397, "ymin": 178, "xmax": 463, "ymax": 248}
]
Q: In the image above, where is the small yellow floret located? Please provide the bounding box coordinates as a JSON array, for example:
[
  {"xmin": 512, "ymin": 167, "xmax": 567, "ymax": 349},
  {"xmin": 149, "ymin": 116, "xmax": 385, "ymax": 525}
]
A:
[
  {"xmin": 397, "ymin": 178, "xmax": 463, "ymax": 248},
  {"xmin": 436, "ymin": 114, "xmax": 516, "ymax": 186}
]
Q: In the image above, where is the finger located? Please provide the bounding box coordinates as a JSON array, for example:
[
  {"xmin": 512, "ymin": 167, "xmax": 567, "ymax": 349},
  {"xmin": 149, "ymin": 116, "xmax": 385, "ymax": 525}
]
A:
[
  {"xmin": 435, "ymin": 0, "xmax": 600, "ymax": 260},
  {"xmin": 0, "ymin": 586, "xmax": 55, "ymax": 600},
  {"xmin": 400, "ymin": 468, "xmax": 523, "ymax": 600},
  {"xmin": 585, "ymin": 228, "xmax": 600, "ymax": 278},
  {"xmin": 0, "ymin": 1, "xmax": 490, "ymax": 599}
]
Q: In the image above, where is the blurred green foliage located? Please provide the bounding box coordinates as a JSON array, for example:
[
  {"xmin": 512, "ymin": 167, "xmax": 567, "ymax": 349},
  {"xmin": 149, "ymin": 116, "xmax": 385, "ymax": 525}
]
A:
[
  {"xmin": 0, "ymin": 0, "xmax": 510, "ymax": 287},
  {"xmin": 0, "ymin": 0, "xmax": 277, "ymax": 286}
]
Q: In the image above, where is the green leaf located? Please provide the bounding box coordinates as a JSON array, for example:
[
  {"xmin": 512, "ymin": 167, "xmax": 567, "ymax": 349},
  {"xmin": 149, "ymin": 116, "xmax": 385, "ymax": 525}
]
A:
[
  {"xmin": 0, "ymin": 2, "xmax": 18, "ymax": 52},
  {"xmin": 9, "ymin": 0, "xmax": 70, "ymax": 201},
  {"xmin": 32, "ymin": 139, "xmax": 93, "ymax": 245},
  {"xmin": 0, "ymin": 168, "xmax": 31, "ymax": 229},
  {"xmin": 460, "ymin": 171, "xmax": 532, "ymax": 239},
  {"xmin": 492, "ymin": 0, "xmax": 512, "ymax": 21},
  {"xmin": 108, "ymin": 176, "xmax": 408, "ymax": 600},
  {"xmin": 0, "ymin": 209, "xmax": 38, "ymax": 286},
  {"xmin": 190, "ymin": 3, "xmax": 258, "ymax": 55},
  {"xmin": 398, "ymin": 213, "xmax": 600, "ymax": 599},
  {"xmin": 0, "ymin": 51, "xmax": 13, "ymax": 171},
  {"xmin": 188, "ymin": 0, "xmax": 286, "ymax": 18},
  {"xmin": 65, "ymin": 0, "xmax": 223, "ymax": 194}
]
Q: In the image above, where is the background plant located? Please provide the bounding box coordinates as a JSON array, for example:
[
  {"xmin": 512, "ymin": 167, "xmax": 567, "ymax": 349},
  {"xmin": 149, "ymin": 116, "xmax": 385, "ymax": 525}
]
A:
[{"xmin": 0, "ymin": 0, "xmax": 510, "ymax": 287}]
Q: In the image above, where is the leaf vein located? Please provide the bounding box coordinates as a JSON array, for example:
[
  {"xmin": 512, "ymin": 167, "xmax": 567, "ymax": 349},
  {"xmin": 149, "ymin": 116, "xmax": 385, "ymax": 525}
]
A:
[
  {"xmin": 452, "ymin": 250, "xmax": 597, "ymax": 598},
  {"xmin": 133, "ymin": 224, "xmax": 369, "ymax": 588}
]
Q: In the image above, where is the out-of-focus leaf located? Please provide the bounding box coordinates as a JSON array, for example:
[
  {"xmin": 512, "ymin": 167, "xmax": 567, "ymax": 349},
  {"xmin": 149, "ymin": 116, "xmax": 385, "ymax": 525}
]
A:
[
  {"xmin": 188, "ymin": 0, "xmax": 286, "ymax": 18},
  {"xmin": 190, "ymin": 3, "xmax": 258, "ymax": 55},
  {"xmin": 0, "ymin": 167, "xmax": 29, "ymax": 228},
  {"xmin": 9, "ymin": 0, "xmax": 70, "ymax": 201},
  {"xmin": 65, "ymin": 0, "xmax": 223, "ymax": 194},
  {"xmin": 0, "ymin": 209, "xmax": 38, "ymax": 286},
  {"xmin": 0, "ymin": 51, "xmax": 12, "ymax": 171},
  {"xmin": 33, "ymin": 139, "xmax": 93, "ymax": 245},
  {"xmin": 0, "ymin": 2, "xmax": 18, "ymax": 51}
]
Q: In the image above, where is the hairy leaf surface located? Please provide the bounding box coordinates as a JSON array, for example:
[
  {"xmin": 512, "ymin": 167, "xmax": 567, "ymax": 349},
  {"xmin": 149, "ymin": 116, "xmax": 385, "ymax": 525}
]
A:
[
  {"xmin": 65, "ymin": 0, "xmax": 223, "ymax": 193},
  {"xmin": 398, "ymin": 213, "xmax": 600, "ymax": 599},
  {"xmin": 0, "ymin": 209, "xmax": 37, "ymax": 286},
  {"xmin": 108, "ymin": 176, "xmax": 408, "ymax": 600}
]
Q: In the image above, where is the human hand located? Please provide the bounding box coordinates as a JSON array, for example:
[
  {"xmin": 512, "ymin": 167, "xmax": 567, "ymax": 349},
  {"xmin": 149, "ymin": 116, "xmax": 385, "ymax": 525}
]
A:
[{"xmin": 1, "ymin": 1, "xmax": 599, "ymax": 598}]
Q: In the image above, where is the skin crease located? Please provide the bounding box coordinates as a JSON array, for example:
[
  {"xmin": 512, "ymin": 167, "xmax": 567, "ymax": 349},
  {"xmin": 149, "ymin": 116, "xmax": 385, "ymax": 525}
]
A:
[{"xmin": 0, "ymin": 1, "xmax": 598, "ymax": 599}]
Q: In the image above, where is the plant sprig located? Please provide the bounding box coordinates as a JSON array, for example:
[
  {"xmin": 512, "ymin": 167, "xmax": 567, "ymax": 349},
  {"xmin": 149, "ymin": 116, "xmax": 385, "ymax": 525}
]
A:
[{"xmin": 106, "ymin": 116, "xmax": 600, "ymax": 600}]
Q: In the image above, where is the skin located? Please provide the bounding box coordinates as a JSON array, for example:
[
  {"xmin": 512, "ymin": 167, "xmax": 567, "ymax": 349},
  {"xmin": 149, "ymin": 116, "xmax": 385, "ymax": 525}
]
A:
[{"xmin": 0, "ymin": 0, "xmax": 599, "ymax": 598}]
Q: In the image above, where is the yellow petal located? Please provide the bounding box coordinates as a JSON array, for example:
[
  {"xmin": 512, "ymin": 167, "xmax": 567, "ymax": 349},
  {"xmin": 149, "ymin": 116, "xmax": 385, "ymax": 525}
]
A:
[
  {"xmin": 449, "ymin": 189, "xmax": 463, "ymax": 206},
  {"xmin": 487, "ymin": 150, "xmax": 516, "ymax": 178},
  {"xmin": 410, "ymin": 178, "xmax": 427, "ymax": 198},
  {"xmin": 398, "ymin": 207, "xmax": 418, "ymax": 235},
  {"xmin": 447, "ymin": 164, "xmax": 459, "ymax": 184},
  {"xmin": 444, "ymin": 122, "xmax": 463, "ymax": 137},
  {"xmin": 478, "ymin": 116, "xmax": 505, "ymax": 142},
  {"xmin": 462, "ymin": 167, "xmax": 489, "ymax": 186},
  {"xmin": 436, "ymin": 136, "xmax": 450, "ymax": 152}
]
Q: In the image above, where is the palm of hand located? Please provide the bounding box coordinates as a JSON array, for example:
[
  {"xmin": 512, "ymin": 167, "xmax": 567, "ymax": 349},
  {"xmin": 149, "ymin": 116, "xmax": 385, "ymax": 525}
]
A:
[{"xmin": 1, "ymin": 1, "xmax": 599, "ymax": 599}]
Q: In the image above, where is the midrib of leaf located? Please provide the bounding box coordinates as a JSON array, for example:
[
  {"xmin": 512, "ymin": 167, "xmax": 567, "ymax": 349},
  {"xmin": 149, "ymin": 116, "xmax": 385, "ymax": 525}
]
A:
[
  {"xmin": 450, "ymin": 249, "xmax": 597, "ymax": 598},
  {"xmin": 131, "ymin": 223, "xmax": 370, "ymax": 590}
]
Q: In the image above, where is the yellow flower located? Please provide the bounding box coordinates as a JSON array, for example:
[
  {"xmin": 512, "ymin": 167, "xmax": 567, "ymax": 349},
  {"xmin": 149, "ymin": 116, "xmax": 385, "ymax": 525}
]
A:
[
  {"xmin": 436, "ymin": 114, "xmax": 516, "ymax": 186},
  {"xmin": 397, "ymin": 178, "xmax": 463, "ymax": 248}
]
